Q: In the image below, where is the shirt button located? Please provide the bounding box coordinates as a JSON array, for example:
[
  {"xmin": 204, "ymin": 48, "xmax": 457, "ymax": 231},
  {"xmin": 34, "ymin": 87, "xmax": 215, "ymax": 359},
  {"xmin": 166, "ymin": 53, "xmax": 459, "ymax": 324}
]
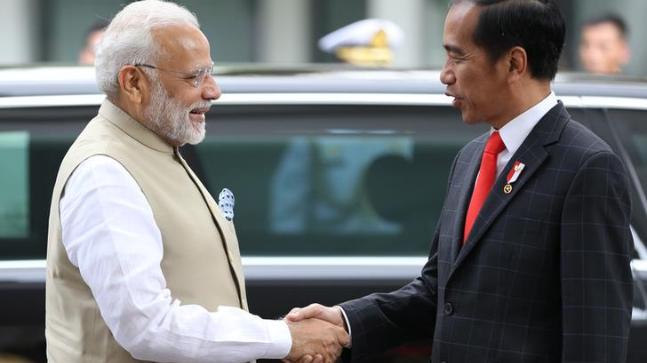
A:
[{"xmin": 444, "ymin": 302, "xmax": 454, "ymax": 316}]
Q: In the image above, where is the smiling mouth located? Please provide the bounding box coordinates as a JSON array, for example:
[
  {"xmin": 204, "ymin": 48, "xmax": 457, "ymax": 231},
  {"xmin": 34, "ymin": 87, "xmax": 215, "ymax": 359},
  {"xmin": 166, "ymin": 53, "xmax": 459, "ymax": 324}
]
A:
[
  {"xmin": 190, "ymin": 107, "xmax": 210, "ymax": 114},
  {"xmin": 189, "ymin": 107, "xmax": 210, "ymax": 121},
  {"xmin": 445, "ymin": 93, "xmax": 463, "ymax": 106},
  {"xmin": 445, "ymin": 92, "xmax": 461, "ymax": 100}
]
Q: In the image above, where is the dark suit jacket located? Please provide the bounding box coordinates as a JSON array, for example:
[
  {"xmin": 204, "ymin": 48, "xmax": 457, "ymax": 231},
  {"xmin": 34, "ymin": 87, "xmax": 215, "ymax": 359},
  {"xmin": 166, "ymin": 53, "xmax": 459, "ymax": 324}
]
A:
[{"xmin": 341, "ymin": 103, "xmax": 634, "ymax": 363}]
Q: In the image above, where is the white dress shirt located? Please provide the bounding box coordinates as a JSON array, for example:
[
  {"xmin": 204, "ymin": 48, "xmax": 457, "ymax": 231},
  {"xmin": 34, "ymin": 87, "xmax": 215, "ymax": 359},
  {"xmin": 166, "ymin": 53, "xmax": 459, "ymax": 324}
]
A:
[
  {"xmin": 494, "ymin": 92, "xmax": 558, "ymax": 175},
  {"xmin": 60, "ymin": 155, "xmax": 292, "ymax": 363}
]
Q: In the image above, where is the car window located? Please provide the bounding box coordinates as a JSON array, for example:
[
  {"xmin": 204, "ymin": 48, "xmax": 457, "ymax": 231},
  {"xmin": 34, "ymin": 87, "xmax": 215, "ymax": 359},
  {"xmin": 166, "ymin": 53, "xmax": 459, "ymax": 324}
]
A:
[
  {"xmin": 0, "ymin": 106, "xmax": 91, "ymax": 259},
  {"xmin": 605, "ymin": 108, "xmax": 647, "ymax": 247},
  {"xmin": 0, "ymin": 102, "xmax": 485, "ymax": 259},
  {"xmin": 193, "ymin": 104, "xmax": 487, "ymax": 256},
  {"xmin": 0, "ymin": 131, "xmax": 29, "ymax": 238},
  {"xmin": 609, "ymin": 109, "xmax": 647, "ymax": 197}
]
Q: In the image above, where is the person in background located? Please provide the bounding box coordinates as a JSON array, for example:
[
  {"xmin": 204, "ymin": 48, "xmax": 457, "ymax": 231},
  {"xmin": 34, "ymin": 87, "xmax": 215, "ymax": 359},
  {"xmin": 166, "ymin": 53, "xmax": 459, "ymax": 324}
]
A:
[
  {"xmin": 269, "ymin": 19, "xmax": 409, "ymax": 237},
  {"xmin": 47, "ymin": 1, "xmax": 347, "ymax": 362},
  {"xmin": 318, "ymin": 18, "xmax": 404, "ymax": 67},
  {"xmin": 579, "ymin": 13, "xmax": 630, "ymax": 75},
  {"xmin": 78, "ymin": 20, "xmax": 108, "ymax": 65}
]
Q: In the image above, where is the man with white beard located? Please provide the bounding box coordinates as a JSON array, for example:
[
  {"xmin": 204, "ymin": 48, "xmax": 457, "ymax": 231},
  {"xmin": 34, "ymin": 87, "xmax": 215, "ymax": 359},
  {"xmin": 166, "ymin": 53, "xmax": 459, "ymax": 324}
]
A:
[{"xmin": 45, "ymin": 1, "xmax": 348, "ymax": 362}]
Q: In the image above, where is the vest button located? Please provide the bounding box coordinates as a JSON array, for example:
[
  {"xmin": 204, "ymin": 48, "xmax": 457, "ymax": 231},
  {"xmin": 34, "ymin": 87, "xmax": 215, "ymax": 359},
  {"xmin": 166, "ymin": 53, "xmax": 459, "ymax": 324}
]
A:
[{"xmin": 443, "ymin": 302, "xmax": 454, "ymax": 316}]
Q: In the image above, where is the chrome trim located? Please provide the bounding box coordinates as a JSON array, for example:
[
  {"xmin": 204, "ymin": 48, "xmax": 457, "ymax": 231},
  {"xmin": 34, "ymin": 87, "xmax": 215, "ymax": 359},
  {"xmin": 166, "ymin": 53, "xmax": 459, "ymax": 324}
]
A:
[
  {"xmin": 3, "ymin": 256, "xmax": 646, "ymax": 283},
  {"xmin": 0, "ymin": 93, "xmax": 647, "ymax": 110},
  {"xmin": 633, "ymin": 259, "xmax": 647, "ymax": 278},
  {"xmin": 218, "ymin": 93, "xmax": 453, "ymax": 106},
  {"xmin": 632, "ymin": 307, "xmax": 647, "ymax": 324},
  {"xmin": 580, "ymin": 96, "xmax": 647, "ymax": 111},
  {"xmin": 242, "ymin": 256, "xmax": 426, "ymax": 281},
  {"xmin": 0, "ymin": 257, "xmax": 427, "ymax": 283},
  {"xmin": 0, "ymin": 93, "xmax": 452, "ymax": 108},
  {"xmin": 0, "ymin": 260, "xmax": 45, "ymax": 283},
  {"xmin": 0, "ymin": 94, "xmax": 104, "ymax": 108},
  {"xmin": 633, "ymin": 226, "xmax": 647, "ymax": 260}
]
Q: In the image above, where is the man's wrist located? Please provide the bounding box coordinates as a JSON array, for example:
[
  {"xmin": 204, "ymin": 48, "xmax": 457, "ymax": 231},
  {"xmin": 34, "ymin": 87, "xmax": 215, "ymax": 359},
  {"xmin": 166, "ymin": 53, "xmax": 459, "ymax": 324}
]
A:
[{"xmin": 266, "ymin": 319, "xmax": 293, "ymax": 359}]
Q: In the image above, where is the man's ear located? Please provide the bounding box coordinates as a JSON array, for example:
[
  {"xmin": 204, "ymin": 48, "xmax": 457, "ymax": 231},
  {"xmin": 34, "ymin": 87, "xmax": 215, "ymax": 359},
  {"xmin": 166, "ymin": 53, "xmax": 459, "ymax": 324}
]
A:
[
  {"xmin": 508, "ymin": 46, "xmax": 528, "ymax": 82},
  {"xmin": 117, "ymin": 66, "xmax": 147, "ymax": 104}
]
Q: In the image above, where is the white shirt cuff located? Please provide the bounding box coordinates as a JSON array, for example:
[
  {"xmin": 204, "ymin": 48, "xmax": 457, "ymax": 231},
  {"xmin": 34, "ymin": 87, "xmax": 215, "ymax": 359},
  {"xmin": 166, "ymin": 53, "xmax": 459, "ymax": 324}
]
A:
[
  {"xmin": 264, "ymin": 319, "xmax": 293, "ymax": 359},
  {"xmin": 338, "ymin": 306, "xmax": 352, "ymax": 347}
]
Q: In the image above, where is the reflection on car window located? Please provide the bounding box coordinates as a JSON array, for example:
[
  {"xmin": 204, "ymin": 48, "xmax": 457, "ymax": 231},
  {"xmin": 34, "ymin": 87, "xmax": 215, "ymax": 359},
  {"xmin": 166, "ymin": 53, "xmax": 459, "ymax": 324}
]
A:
[
  {"xmin": 270, "ymin": 135, "xmax": 413, "ymax": 235},
  {"xmin": 194, "ymin": 105, "xmax": 485, "ymax": 256},
  {"xmin": 0, "ymin": 131, "xmax": 29, "ymax": 238}
]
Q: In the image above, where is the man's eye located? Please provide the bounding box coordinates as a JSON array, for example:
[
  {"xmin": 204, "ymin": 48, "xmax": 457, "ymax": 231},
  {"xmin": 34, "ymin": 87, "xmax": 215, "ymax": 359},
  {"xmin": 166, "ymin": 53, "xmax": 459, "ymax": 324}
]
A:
[{"xmin": 450, "ymin": 56, "xmax": 465, "ymax": 64}]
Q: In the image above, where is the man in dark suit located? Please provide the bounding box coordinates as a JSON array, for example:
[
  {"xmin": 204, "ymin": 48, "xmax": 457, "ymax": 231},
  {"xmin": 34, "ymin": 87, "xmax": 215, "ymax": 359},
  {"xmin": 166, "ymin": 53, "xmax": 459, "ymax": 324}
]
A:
[{"xmin": 286, "ymin": 0, "xmax": 634, "ymax": 362}]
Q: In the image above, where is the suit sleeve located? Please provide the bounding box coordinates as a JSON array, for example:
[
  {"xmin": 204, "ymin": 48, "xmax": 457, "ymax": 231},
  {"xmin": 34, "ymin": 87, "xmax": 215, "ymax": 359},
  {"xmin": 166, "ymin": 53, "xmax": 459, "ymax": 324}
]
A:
[
  {"xmin": 560, "ymin": 150, "xmax": 634, "ymax": 362},
  {"xmin": 339, "ymin": 233, "xmax": 439, "ymax": 363}
]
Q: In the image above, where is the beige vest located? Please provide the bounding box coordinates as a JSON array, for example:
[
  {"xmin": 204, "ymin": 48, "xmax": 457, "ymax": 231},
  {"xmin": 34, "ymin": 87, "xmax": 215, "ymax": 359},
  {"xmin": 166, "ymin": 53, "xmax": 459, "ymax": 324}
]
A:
[{"xmin": 46, "ymin": 100, "xmax": 248, "ymax": 362}]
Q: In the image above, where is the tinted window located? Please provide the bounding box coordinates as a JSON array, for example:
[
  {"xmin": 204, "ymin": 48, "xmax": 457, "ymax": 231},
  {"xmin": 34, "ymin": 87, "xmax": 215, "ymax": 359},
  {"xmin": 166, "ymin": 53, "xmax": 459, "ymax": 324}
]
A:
[
  {"xmin": 607, "ymin": 108, "xmax": 647, "ymax": 245},
  {"xmin": 0, "ymin": 102, "xmax": 486, "ymax": 259},
  {"xmin": 610, "ymin": 109, "xmax": 647, "ymax": 195},
  {"xmin": 0, "ymin": 131, "xmax": 29, "ymax": 238},
  {"xmin": 0, "ymin": 106, "xmax": 91, "ymax": 259},
  {"xmin": 193, "ymin": 104, "xmax": 486, "ymax": 256}
]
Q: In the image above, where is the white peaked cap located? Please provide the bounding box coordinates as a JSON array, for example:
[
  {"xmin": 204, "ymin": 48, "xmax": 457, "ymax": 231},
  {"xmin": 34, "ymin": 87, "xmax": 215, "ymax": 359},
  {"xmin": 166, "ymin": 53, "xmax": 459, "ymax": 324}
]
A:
[{"xmin": 318, "ymin": 18, "xmax": 405, "ymax": 52}]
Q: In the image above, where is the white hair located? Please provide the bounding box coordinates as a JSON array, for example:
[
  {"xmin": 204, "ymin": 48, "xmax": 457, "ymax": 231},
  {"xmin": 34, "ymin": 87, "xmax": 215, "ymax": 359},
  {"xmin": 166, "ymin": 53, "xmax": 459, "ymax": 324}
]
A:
[{"xmin": 95, "ymin": 0, "xmax": 199, "ymax": 99}]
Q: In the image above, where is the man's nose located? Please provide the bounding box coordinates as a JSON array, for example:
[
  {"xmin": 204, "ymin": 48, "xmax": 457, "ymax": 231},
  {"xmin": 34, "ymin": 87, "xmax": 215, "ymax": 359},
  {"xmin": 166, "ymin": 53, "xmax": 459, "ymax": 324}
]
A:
[
  {"xmin": 202, "ymin": 75, "xmax": 221, "ymax": 101},
  {"xmin": 440, "ymin": 67, "xmax": 455, "ymax": 86}
]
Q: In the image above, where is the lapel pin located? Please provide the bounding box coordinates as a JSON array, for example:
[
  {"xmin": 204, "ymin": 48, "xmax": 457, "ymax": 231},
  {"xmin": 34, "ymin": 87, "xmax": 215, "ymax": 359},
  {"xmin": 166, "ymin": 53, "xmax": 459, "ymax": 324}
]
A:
[{"xmin": 504, "ymin": 161, "xmax": 525, "ymax": 194}]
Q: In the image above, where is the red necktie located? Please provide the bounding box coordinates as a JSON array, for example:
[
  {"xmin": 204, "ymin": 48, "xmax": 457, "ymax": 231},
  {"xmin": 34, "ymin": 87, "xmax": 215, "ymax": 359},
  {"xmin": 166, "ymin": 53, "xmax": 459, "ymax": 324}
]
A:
[{"xmin": 463, "ymin": 131, "xmax": 505, "ymax": 243}]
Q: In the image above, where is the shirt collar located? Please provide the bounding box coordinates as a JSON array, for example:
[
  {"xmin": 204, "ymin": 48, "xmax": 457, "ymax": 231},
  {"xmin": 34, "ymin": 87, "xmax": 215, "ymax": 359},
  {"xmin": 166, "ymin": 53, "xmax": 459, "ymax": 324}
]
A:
[{"xmin": 496, "ymin": 92, "xmax": 558, "ymax": 156}]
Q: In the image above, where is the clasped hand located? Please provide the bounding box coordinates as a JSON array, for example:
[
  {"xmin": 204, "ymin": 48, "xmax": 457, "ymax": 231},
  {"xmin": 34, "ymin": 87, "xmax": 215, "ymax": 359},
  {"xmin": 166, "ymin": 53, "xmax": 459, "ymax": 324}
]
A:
[{"xmin": 283, "ymin": 304, "xmax": 349, "ymax": 363}]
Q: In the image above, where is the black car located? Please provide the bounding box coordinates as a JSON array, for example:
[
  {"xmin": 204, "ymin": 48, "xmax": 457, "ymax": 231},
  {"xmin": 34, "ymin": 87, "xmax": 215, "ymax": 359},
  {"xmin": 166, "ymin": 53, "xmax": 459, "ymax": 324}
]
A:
[{"xmin": 0, "ymin": 66, "xmax": 646, "ymax": 362}]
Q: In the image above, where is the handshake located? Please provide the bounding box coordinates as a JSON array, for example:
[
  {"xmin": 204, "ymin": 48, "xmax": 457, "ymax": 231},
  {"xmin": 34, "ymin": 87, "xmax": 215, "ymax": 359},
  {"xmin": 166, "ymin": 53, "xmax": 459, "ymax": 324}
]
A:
[{"xmin": 283, "ymin": 304, "xmax": 349, "ymax": 363}]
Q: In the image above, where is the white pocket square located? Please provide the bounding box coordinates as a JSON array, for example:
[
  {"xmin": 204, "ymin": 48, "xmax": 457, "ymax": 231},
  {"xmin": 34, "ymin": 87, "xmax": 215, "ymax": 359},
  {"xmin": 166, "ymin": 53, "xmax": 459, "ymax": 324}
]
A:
[{"xmin": 218, "ymin": 188, "xmax": 235, "ymax": 221}]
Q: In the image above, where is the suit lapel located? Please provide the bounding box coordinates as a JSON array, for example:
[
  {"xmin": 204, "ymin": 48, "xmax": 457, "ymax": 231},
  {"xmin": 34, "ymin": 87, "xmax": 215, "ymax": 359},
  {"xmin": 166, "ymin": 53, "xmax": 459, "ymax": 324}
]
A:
[{"xmin": 451, "ymin": 102, "xmax": 570, "ymax": 270}]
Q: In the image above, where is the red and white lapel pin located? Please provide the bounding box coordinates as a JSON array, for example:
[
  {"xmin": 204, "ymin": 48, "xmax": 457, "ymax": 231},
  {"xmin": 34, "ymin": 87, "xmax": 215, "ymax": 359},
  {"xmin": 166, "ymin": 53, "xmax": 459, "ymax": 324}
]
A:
[{"xmin": 504, "ymin": 161, "xmax": 525, "ymax": 194}]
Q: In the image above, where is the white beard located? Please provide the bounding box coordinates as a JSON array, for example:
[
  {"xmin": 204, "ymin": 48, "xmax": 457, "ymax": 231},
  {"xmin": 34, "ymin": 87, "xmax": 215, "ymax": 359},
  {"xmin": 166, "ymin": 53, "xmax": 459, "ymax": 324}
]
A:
[{"xmin": 144, "ymin": 79, "xmax": 209, "ymax": 146}]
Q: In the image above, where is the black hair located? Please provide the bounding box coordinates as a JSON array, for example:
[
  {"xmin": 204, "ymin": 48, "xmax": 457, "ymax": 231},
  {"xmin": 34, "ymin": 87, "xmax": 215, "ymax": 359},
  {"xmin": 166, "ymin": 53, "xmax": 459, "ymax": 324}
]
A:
[
  {"xmin": 582, "ymin": 13, "xmax": 628, "ymax": 38},
  {"xmin": 452, "ymin": 0, "xmax": 565, "ymax": 80}
]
